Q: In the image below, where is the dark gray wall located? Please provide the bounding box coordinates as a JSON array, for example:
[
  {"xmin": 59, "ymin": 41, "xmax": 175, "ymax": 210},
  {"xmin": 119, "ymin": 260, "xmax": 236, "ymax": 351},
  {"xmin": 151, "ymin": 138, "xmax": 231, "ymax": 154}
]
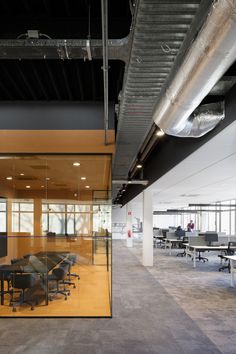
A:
[{"xmin": 0, "ymin": 102, "xmax": 114, "ymax": 130}]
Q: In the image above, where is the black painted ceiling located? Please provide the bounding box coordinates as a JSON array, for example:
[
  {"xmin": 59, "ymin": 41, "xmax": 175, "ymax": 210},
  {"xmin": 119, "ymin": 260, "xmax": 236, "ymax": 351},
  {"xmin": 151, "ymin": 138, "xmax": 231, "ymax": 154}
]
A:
[
  {"xmin": 0, "ymin": 0, "xmax": 131, "ymax": 39},
  {"xmin": 0, "ymin": 0, "xmax": 129, "ymax": 102}
]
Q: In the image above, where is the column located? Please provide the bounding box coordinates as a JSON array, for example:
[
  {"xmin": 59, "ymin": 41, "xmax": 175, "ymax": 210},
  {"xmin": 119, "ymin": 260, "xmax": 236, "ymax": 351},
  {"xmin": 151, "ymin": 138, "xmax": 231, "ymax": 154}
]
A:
[
  {"xmin": 126, "ymin": 203, "xmax": 133, "ymax": 247},
  {"xmin": 142, "ymin": 188, "xmax": 153, "ymax": 266}
]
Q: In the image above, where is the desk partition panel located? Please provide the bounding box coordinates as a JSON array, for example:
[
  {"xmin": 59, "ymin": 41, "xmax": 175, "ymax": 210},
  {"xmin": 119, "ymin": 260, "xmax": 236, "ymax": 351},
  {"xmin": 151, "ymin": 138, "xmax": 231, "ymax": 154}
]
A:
[{"xmin": 0, "ymin": 154, "xmax": 112, "ymax": 317}]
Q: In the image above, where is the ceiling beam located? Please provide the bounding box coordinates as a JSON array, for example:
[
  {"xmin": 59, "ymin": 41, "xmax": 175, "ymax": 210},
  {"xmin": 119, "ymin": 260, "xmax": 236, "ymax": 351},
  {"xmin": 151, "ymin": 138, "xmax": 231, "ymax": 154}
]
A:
[{"xmin": 0, "ymin": 38, "xmax": 129, "ymax": 62}]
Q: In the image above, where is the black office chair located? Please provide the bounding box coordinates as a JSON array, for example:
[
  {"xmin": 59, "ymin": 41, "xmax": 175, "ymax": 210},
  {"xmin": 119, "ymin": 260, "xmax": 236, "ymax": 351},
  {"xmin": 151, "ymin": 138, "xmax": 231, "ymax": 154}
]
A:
[
  {"xmin": 67, "ymin": 255, "xmax": 80, "ymax": 281},
  {"xmin": 218, "ymin": 241, "xmax": 236, "ymax": 272},
  {"xmin": 48, "ymin": 266, "xmax": 71, "ymax": 301},
  {"xmin": 176, "ymin": 236, "xmax": 188, "ymax": 257},
  {"xmin": 0, "ymin": 265, "xmax": 13, "ymax": 300},
  {"xmin": 60, "ymin": 260, "xmax": 76, "ymax": 289},
  {"xmin": 10, "ymin": 273, "xmax": 38, "ymax": 312}
]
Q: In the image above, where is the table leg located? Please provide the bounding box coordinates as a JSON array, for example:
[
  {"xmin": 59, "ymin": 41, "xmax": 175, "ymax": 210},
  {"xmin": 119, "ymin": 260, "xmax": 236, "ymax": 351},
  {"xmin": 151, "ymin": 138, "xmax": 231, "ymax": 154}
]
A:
[
  {"xmin": 230, "ymin": 259, "xmax": 234, "ymax": 287},
  {"xmin": 193, "ymin": 249, "xmax": 196, "ymax": 268}
]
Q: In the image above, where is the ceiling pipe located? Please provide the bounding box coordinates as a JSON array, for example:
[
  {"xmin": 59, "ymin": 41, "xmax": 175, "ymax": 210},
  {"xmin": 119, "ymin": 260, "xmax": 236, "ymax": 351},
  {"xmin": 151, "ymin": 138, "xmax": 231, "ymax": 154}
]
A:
[
  {"xmin": 153, "ymin": 0, "xmax": 236, "ymax": 138},
  {"xmin": 101, "ymin": 0, "xmax": 109, "ymax": 145}
]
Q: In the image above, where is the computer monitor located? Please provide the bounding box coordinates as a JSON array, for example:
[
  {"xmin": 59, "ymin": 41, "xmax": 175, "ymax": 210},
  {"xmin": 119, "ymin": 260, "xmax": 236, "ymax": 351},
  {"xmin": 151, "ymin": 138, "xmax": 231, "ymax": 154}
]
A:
[{"xmin": 204, "ymin": 232, "xmax": 218, "ymax": 246}]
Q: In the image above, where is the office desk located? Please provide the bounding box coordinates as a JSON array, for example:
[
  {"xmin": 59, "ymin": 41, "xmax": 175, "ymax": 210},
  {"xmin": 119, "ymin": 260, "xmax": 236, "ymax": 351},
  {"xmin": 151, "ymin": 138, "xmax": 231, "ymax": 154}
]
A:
[
  {"xmin": 0, "ymin": 252, "xmax": 68, "ymax": 306},
  {"xmin": 164, "ymin": 238, "xmax": 183, "ymax": 255},
  {"xmin": 185, "ymin": 245, "xmax": 230, "ymax": 268},
  {"xmin": 153, "ymin": 235, "xmax": 165, "ymax": 248},
  {"xmin": 224, "ymin": 255, "xmax": 236, "ymax": 287}
]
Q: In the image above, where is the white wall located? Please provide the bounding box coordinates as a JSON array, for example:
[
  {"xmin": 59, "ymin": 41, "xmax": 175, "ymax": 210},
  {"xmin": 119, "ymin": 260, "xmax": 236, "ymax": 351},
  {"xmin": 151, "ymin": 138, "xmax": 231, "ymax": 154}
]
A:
[{"xmin": 112, "ymin": 207, "xmax": 126, "ymax": 239}]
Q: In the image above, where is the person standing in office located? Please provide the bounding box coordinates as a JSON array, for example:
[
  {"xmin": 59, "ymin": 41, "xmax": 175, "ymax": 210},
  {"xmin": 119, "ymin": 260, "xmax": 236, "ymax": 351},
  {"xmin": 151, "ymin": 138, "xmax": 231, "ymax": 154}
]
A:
[{"xmin": 187, "ymin": 220, "xmax": 194, "ymax": 231}]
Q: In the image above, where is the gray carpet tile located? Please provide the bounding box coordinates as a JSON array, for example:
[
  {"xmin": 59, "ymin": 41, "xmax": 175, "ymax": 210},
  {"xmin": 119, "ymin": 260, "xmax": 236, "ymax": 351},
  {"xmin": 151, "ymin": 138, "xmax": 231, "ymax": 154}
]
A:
[{"xmin": 0, "ymin": 240, "xmax": 226, "ymax": 354}]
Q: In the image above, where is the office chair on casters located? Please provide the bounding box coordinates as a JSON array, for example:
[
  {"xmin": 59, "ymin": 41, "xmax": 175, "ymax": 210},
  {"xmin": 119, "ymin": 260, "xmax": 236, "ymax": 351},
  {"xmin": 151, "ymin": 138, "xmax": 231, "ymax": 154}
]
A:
[
  {"xmin": 60, "ymin": 260, "xmax": 76, "ymax": 289},
  {"xmin": 176, "ymin": 237, "xmax": 188, "ymax": 257},
  {"xmin": 10, "ymin": 273, "xmax": 38, "ymax": 312},
  {"xmin": 67, "ymin": 254, "xmax": 80, "ymax": 282},
  {"xmin": 48, "ymin": 266, "xmax": 71, "ymax": 301},
  {"xmin": 218, "ymin": 241, "xmax": 236, "ymax": 272}
]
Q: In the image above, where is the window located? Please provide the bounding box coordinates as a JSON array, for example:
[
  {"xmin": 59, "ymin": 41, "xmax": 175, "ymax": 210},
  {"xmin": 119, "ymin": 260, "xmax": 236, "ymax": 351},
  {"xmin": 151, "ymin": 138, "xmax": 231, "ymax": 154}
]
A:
[
  {"xmin": 12, "ymin": 200, "xmax": 34, "ymax": 234},
  {"xmin": 42, "ymin": 203, "xmax": 91, "ymax": 235},
  {"xmin": 0, "ymin": 199, "xmax": 7, "ymax": 232}
]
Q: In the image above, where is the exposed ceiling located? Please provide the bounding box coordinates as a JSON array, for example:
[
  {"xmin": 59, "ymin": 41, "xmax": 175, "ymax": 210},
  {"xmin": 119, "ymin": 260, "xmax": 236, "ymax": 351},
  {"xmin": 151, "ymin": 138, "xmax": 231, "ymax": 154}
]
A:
[{"xmin": 0, "ymin": 0, "xmax": 236, "ymax": 206}]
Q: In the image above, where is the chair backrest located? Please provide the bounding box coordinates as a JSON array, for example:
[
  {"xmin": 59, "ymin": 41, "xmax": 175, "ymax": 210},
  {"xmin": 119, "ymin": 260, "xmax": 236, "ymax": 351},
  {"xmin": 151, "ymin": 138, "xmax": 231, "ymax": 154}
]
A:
[
  {"xmin": 52, "ymin": 267, "xmax": 67, "ymax": 281},
  {"xmin": 11, "ymin": 273, "xmax": 37, "ymax": 290},
  {"xmin": 228, "ymin": 241, "xmax": 236, "ymax": 255}
]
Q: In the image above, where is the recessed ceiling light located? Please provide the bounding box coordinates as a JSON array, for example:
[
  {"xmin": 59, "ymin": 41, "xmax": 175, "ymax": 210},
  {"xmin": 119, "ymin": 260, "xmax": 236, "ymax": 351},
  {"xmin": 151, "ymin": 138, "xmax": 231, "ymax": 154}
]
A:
[
  {"xmin": 122, "ymin": 189, "xmax": 126, "ymax": 192},
  {"xmin": 6, "ymin": 176, "xmax": 13, "ymax": 180},
  {"xmin": 45, "ymin": 177, "xmax": 50, "ymax": 181},
  {"xmin": 26, "ymin": 185, "xmax": 31, "ymax": 189},
  {"xmin": 156, "ymin": 129, "xmax": 165, "ymax": 137},
  {"xmin": 136, "ymin": 164, "xmax": 142, "ymax": 169},
  {"xmin": 74, "ymin": 193, "xmax": 78, "ymax": 197},
  {"xmin": 81, "ymin": 177, "xmax": 86, "ymax": 180},
  {"xmin": 41, "ymin": 185, "xmax": 45, "ymax": 188},
  {"xmin": 73, "ymin": 162, "xmax": 80, "ymax": 166},
  {"xmin": 128, "ymin": 180, "xmax": 132, "ymax": 184},
  {"xmin": 20, "ymin": 173, "xmax": 25, "ymax": 176},
  {"xmin": 85, "ymin": 185, "xmax": 90, "ymax": 189}
]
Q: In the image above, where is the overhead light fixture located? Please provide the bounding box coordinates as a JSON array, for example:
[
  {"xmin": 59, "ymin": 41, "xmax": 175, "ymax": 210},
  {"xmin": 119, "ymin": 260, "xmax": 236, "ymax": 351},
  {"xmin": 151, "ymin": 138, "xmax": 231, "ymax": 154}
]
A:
[
  {"xmin": 122, "ymin": 189, "xmax": 126, "ymax": 192},
  {"xmin": 136, "ymin": 164, "xmax": 142, "ymax": 169},
  {"xmin": 85, "ymin": 185, "xmax": 90, "ymax": 189},
  {"xmin": 73, "ymin": 162, "xmax": 80, "ymax": 166},
  {"xmin": 41, "ymin": 185, "xmax": 45, "ymax": 188},
  {"xmin": 6, "ymin": 176, "xmax": 13, "ymax": 180},
  {"xmin": 20, "ymin": 173, "xmax": 25, "ymax": 176},
  {"xmin": 46, "ymin": 177, "xmax": 50, "ymax": 181},
  {"xmin": 128, "ymin": 180, "xmax": 132, "ymax": 184},
  {"xmin": 81, "ymin": 177, "xmax": 86, "ymax": 180},
  {"xmin": 156, "ymin": 129, "xmax": 165, "ymax": 137},
  {"xmin": 26, "ymin": 185, "xmax": 31, "ymax": 189}
]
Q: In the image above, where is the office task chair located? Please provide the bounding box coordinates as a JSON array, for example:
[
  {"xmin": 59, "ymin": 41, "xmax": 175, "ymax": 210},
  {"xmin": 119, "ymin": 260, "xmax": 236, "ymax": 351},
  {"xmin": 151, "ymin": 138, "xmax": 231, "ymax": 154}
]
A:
[
  {"xmin": 60, "ymin": 260, "xmax": 76, "ymax": 289},
  {"xmin": 10, "ymin": 273, "xmax": 38, "ymax": 312},
  {"xmin": 195, "ymin": 250, "xmax": 208, "ymax": 263},
  {"xmin": 48, "ymin": 266, "xmax": 71, "ymax": 301},
  {"xmin": 218, "ymin": 241, "xmax": 236, "ymax": 272},
  {"xmin": 176, "ymin": 236, "xmax": 188, "ymax": 257},
  {"xmin": 0, "ymin": 265, "xmax": 13, "ymax": 300},
  {"xmin": 67, "ymin": 254, "xmax": 80, "ymax": 281}
]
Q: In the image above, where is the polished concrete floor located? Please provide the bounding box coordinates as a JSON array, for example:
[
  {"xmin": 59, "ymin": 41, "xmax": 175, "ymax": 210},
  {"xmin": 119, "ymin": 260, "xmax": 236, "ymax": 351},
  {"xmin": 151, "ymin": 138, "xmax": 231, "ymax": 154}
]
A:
[{"xmin": 0, "ymin": 240, "xmax": 235, "ymax": 353}]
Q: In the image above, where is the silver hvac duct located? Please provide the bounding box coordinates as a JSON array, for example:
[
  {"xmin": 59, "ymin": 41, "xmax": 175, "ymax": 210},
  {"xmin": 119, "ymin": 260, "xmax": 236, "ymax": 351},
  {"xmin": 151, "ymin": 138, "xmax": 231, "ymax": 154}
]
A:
[
  {"xmin": 175, "ymin": 102, "xmax": 224, "ymax": 138},
  {"xmin": 153, "ymin": 0, "xmax": 236, "ymax": 138}
]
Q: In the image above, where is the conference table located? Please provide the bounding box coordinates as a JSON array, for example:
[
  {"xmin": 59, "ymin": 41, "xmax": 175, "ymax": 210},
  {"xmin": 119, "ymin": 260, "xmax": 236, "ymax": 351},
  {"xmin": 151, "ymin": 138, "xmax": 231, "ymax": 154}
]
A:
[{"xmin": 0, "ymin": 251, "xmax": 69, "ymax": 306}]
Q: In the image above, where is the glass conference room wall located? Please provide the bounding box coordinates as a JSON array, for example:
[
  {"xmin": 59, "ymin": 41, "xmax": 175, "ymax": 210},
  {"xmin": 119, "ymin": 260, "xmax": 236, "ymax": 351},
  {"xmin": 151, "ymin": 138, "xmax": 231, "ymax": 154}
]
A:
[{"xmin": 0, "ymin": 154, "xmax": 112, "ymax": 317}]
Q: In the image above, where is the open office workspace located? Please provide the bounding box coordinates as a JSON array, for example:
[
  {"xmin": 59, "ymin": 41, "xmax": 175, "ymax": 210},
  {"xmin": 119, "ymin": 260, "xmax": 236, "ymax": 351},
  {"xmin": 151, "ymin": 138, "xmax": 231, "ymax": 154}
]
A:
[{"xmin": 2, "ymin": 0, "xmax": 236, "ymax": 353}]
